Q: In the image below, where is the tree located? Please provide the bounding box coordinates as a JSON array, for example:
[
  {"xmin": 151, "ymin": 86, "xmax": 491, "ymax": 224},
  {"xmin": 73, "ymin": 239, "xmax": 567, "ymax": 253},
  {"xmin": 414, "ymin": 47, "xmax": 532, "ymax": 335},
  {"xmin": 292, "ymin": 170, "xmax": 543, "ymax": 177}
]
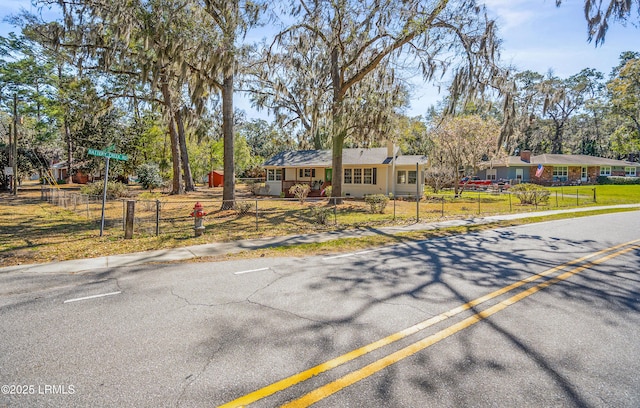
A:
[
  {"xmin": 427, "ymin": 115, "xmax": 502, "ymax": 196},
  {"xmin": 556, "ymin": 0, "xmax": 640, "ymax": 45},
  {"xmin": 608, "ymin": 54, "xmax": 640, "ymax": 156},
  {"xmin": 279, "ymin": 0, "xmax": 502, "ymax": 203}
]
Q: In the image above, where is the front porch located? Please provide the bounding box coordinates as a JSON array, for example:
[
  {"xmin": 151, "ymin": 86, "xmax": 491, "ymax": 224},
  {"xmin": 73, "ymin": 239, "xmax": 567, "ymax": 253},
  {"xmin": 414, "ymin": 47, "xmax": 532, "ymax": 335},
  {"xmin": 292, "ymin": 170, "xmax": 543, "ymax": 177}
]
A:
[{"xmin": 281, "ymin": 180, "xmax": 331, "ymax": 198}]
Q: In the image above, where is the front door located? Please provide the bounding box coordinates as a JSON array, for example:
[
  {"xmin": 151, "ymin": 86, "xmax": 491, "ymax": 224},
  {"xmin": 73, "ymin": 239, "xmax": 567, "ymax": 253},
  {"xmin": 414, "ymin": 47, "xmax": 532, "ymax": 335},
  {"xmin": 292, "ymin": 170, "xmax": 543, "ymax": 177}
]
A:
[
  {"xmin": 325, "ymin": 168, "xmax": 332, "ymax": 182},
  {"xmin": 581, "ymin": 166, "xmax": 588, "ymax": 182}
]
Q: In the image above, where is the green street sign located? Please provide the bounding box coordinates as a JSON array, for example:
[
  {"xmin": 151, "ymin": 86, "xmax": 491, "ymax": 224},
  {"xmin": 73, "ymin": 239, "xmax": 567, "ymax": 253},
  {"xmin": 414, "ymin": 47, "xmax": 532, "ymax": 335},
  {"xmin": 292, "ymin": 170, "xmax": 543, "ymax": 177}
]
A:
[{"xmin": 88, "ymin": 148, "xmax": 128, "ymax": 161}]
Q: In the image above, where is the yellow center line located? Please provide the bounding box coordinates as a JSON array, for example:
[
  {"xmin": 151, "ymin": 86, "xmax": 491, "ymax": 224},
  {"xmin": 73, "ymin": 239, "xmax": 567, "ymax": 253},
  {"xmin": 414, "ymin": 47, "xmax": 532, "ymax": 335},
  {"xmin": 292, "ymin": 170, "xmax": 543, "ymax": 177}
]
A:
[
  {"xmin": 219, "ymin": 239, "xmax": 640, "ymax": 408},
  {"xmin": 283, "ymin": 243, "xmax": 640, "ymax": 408}
]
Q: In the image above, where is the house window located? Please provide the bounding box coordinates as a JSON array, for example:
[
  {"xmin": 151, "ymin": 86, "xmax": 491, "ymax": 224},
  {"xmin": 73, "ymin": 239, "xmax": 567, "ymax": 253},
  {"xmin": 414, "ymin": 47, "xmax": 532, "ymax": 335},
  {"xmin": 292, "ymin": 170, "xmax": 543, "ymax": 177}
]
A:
[
  {"xmin": 267, "ymin": 169, "xmax": 282, "ymax": 181},
  {"xmin": 397, "ymin": 170, "xmax": 407, "ymax": 184},
  {"xmin": 600, "ymin": 166, "xmax": 611, "ymax": 176},
  {"xmin": 626, "ymin": 167, "xmax": 637, "ymax": 177},
  {"xmin": 344, "ymin": 169, "xmax": 352, "ymax": 184},
  {"xmin": 298, "ymin": 168, "xmax": 315, "ymax": 178},
  {"xmin": 515, "ymin": 169, "xmax": 523, "ymax": 180},
  {"xmin": 344, "ymin": 168, "xmax": 377, "ymax": 184},
  {"xmin": 553, "ymin": 166, "xmax": 568, "ymax": 180},
  {"xmin": 408, "ymin": 170, "xmax": 417, "ymax": 184},
  {"xmin": 486, "ymin": 169, "xmax": 497, "ymax": 180},
  {"xmin": 364, "ymin": 168, "xmax": 373, "ymax": 184},
  {"xmin": 353, "ymin": 168, "xmax": 362, "ymax": 184}
]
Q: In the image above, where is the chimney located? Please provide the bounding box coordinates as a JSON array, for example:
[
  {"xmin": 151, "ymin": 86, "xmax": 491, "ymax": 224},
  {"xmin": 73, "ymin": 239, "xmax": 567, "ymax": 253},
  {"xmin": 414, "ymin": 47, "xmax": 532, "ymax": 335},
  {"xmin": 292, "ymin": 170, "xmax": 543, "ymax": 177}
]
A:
[
  {"xmin": 520, "ymin": 150, "xmax": 531, "ymax": 163},
  {"xmin": 387, "ymin": 141, "xmax": 396, "ymax": 158}
]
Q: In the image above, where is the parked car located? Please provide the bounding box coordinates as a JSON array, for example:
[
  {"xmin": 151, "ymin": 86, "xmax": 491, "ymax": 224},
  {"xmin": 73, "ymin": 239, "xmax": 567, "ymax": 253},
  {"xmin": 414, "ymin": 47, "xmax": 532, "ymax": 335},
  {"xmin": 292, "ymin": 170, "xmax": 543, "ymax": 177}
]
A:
[
  {"xmin": 459, "ymin": 177, "xmax": 492, "ymax": 189},
  {"xmin": 459, "ymin": 177, "xmax": 510, "ymax": 191}
]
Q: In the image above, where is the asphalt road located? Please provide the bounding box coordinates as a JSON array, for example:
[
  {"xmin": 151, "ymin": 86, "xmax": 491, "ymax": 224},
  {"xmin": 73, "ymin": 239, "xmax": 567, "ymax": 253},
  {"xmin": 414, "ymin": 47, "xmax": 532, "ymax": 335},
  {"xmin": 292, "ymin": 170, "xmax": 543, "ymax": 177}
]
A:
[{"xmin": 1, "ymin": 211, "xmax": 639, "ymax": 407}]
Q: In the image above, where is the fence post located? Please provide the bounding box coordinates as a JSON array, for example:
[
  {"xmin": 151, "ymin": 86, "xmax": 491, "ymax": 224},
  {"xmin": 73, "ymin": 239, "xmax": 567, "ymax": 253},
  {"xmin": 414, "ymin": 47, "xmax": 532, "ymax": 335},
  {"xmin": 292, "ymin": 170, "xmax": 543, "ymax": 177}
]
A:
[
  {"xmin": 393, "ymin": 196, "xmax": 396, "ymax": 221},
  {"xmin": 122, "ymin": 200, "xmax": 126, "ymax": 231},
  {"xmin": 255, "ymin": 199, "xmax": 259, "ymax": 231},
  {"xmin": 86, "ymin": 195, "xmax": 90, "ymax": 218},
  {"xmin": 509, "ymin": 192, "xmax": 512, "ymax": 212},
  {"xmin": 155, "ymin": 199, "xmax": 160, "ymax": 236},
  {"xmin": 535, "ymin": 191, "xmax": 538, "ymax": 210},
  {"xmin": 576, "ymin": 189, "xmax": 579, "ymax": 207},
  {"xmin": 477, "ymin": 192, "xmax": 481, "ymax": 215},
  {"xmin": 333, "ymin": 197, "xmax": 337, "ymax": 225},
  {"xmin": 441, "ymin": 196, "xmax": 445, "ymax": 217},
  {"xmin": 593, "ymin": 188, "xmax": 596, "ymax": 203},
  {"xmin": 556, "ymin": 191, "xmax": 559, "ymax": 207},
  {"xmin": 125, "ymin": 200, "xmax": 135, "ymax": 239}
]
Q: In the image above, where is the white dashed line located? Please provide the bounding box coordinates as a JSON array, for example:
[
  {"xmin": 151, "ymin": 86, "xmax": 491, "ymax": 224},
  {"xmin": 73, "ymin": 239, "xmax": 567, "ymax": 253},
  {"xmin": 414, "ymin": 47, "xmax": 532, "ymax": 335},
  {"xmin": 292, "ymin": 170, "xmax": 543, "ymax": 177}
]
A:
[
  {"xmin": 64, "ymin": 291, "xmax": 122, "ymax": 304},
  {"xmin": 234, "ymin": 267, "xmax": 271, "ymax": 275}
]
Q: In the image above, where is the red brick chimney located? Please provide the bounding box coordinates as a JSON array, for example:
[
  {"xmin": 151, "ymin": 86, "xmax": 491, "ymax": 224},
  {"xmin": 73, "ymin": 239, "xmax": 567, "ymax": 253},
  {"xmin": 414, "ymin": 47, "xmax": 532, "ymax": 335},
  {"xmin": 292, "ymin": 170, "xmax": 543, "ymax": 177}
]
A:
[{"xmin": 520, "ymin": 150, "xmax": 531, "ymax": 163}]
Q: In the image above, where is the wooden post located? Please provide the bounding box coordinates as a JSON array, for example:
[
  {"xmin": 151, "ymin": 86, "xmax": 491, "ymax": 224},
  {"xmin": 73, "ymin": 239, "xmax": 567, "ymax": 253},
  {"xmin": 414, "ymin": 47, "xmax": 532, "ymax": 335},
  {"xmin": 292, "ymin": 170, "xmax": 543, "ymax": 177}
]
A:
[
  {"xmin": 125, "ymin": 200, "xmax": 135, "ymax": 239},
  {"xmin": 155, "ymin": 200, "xmax": 160, "ymax": 236}
]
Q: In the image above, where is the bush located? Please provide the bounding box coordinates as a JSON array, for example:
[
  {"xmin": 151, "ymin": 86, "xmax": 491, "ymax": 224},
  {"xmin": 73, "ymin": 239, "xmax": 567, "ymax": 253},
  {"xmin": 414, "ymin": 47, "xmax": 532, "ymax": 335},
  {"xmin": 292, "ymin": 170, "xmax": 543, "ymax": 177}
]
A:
[
  {"xmin": 289, "ymin": 183, "xmax": 311, "ymax": 203},
  {"xmin": 597, "ymin": 176, "xmax": 640, "ymax": 185},
  {"xmin": 137, "ymin": 163, "xmax": 164, "ymax": 190},
  {"xmin": 81, "ymin": 181, "xmax": 129, "ymax": 199},
  {"xmin": 234, "ymin": 201, "xmax": 253, "ymax": 217},
  {"xmin": 250, "ymin": 182, "xmax": 270, "ymax": 195},
  {"xmin": 310, "ymin": 206, "xmax": 331, "ymax": 225},
  {"xmin": 322, "ymin": 185, "xmax": 332, "ymax": 197},
  {"xmin": 365, "ymin": 194, "xmax": 389, "ymax": 214},
  {"xmin": 510, "ymin": 183, "xmax": 550, "ymax": 205}
]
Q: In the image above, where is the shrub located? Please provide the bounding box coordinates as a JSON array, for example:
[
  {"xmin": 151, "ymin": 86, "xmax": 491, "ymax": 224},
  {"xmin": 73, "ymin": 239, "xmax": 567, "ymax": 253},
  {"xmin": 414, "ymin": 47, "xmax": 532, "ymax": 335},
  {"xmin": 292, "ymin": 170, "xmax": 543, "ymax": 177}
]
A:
[
  {"xmin": 310, "ymin": 206, "xmax": 331, "ymax": 225},
  {"xmin": 597, "ymin": 176, "xmax": 640, "ymax": 185},
  {"xmin": 234, "ymin": 201, "xmax": 253, "ymax": 217},
  {"xmin": 289, "ymin": 183, "xmax": 311, "ymax": 203},
  {"xmin": 137, "ymin": 163, "xmax": 164, "ymax": 190},
  {"xmin": 322, "ymin": 185, "xmax": 332, "ymax": 197},
  {"xmin": 81, "ymin": 181, "xmax": 129, "ymax": 199},
  {"xmin": 250, "ymin": 182, "xmax": 270, "ymax": 195},
  {"xmin": 510, "ymin": 183, "xmax": 550, "ymax": 205},
  {"xmin": 365, "ymin": 194, "xmax": 389, "ymax": 214}
]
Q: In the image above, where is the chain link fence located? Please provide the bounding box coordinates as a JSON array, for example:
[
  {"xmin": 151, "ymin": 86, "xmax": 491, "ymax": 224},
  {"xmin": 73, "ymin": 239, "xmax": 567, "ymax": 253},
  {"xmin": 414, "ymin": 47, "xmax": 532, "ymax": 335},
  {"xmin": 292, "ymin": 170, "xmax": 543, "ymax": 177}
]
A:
[{"xmin": 41, "ymin": 186, "xmax": 598, "ymax": 239}]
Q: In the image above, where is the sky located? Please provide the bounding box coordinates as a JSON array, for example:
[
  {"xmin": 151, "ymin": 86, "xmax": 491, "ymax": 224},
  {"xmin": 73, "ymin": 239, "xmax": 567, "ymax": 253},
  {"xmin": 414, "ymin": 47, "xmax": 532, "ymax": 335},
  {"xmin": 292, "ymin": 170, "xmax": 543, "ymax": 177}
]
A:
[{"xmin": 1, "ymin": 0, "xmax": 638, "ymax": 118}]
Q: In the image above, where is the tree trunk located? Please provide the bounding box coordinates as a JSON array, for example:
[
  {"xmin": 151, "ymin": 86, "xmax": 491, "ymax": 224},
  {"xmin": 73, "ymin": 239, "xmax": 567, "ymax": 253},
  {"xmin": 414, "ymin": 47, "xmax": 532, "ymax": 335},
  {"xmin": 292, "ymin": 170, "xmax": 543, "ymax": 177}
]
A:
[
  {"xmin": 551, "ymin": 123, "xmax": 563, "ymax": 154},
  {"xmin": 330, "ymin": 47, "xmax": 344, "ymax": 204},
  {"xmin": 221, "ymin": 70, "xmax": 235, "ymax": 210},
  {"xmin": 176, "ymin": 108, "xmax": 195, "ymax": 191},
  {"xmin": 160, "ymin": 72, "xmax": 183, "ymax": 195},
  {"xmin": 64, "ymin": 118, "xmax": 73, "ymax": 184}
]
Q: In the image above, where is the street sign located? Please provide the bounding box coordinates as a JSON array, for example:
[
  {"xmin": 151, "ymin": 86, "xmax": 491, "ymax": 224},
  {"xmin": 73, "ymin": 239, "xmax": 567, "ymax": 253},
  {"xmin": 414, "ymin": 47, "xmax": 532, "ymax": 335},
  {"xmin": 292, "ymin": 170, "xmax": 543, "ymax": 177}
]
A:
[
  {"xmin": 88, "ymin": 148, "xmax": 128, "ymax": 161},
  {"xmin": 87, "ymin": 147, "xmax": 128, "ymax": 236}
]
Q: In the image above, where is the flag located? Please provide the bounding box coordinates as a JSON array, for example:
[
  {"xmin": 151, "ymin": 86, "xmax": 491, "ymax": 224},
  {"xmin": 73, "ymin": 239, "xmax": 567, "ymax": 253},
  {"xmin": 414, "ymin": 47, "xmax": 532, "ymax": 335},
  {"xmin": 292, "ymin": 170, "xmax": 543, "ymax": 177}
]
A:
[{"xmin": 535, "ymin": 164, "xmax": 544, "ymax": 178}]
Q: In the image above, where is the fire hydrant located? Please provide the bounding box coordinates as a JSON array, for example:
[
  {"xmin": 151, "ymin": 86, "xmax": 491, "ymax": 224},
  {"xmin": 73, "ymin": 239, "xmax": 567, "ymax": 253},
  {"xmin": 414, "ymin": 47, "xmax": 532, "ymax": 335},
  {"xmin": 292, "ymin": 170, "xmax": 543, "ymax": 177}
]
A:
[{"xmin": 190, "ymin": 202, "xmax": 207, "ymax": 237}]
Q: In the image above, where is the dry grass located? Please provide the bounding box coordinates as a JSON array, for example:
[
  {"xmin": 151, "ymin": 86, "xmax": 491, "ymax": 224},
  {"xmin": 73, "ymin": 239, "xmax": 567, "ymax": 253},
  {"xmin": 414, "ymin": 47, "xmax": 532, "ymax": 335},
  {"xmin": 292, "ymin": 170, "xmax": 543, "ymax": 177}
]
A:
[{"xmin": 1, "ymin": 182, "xmax": 638, "ymax": 267}]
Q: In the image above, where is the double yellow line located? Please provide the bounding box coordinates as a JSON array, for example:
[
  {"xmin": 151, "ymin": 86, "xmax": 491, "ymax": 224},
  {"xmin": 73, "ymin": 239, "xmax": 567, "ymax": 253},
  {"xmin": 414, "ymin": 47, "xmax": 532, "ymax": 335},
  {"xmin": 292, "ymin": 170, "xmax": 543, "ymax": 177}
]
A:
[{"xmin": 221, "ymin": 239, "xmax": 640, "ymax": 408}]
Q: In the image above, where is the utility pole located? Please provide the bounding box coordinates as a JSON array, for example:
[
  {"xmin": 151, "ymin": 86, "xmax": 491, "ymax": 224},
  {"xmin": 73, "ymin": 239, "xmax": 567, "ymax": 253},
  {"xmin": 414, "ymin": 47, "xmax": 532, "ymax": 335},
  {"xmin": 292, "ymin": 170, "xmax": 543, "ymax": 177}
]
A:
[{"xmin": 13, "ymin": 94, "xmax": 18, "ymax": 195}]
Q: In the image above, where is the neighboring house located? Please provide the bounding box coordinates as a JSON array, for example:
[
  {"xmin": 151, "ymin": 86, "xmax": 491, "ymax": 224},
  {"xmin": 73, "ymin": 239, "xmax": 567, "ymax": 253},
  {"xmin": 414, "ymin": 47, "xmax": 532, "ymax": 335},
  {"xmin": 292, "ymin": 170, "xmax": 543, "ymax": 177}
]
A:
[
  {"xmin": 476, "ymin": 150, "xmax": 640, "ymax": 185},
  {"xmin": 50, "ymin": 161, "xmax": 96, "ymax": 184},
  {"xmin": 263, "ymin": 144, "xmax": 428, "ymax": 198}
]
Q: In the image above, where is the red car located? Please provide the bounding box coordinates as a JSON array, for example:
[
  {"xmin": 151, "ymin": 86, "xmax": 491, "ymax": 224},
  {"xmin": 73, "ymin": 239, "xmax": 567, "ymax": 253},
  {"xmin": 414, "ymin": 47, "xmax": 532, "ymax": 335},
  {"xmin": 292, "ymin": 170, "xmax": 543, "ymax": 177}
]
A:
[{"xmin": 459, "ymin": 177, "xmax": 492, "ymax": 189}]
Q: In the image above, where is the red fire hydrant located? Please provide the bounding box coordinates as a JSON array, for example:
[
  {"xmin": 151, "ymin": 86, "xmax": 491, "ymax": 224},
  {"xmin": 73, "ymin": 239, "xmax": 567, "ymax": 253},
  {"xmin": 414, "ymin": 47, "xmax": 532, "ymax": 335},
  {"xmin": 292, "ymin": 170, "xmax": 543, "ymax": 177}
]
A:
[{"xmin": 190, "ymin": 202, "xmax": 207, "ymax": 237}]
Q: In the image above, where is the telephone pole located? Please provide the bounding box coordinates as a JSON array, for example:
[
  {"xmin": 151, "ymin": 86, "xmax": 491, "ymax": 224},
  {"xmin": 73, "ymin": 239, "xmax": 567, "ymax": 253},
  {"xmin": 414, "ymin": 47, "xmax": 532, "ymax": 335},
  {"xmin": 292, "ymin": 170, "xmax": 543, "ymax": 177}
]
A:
[{"xmin": 12, "ymin": 93, "xmax": 18, "ymax": 195}]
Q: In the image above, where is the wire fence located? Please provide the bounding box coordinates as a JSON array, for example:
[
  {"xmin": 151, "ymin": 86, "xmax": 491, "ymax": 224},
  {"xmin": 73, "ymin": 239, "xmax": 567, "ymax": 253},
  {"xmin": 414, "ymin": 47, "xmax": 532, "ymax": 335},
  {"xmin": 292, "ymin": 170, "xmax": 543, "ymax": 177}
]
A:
[{"xmin": 41, "ymin": 186, "xmax": 598, "ymax": 239}]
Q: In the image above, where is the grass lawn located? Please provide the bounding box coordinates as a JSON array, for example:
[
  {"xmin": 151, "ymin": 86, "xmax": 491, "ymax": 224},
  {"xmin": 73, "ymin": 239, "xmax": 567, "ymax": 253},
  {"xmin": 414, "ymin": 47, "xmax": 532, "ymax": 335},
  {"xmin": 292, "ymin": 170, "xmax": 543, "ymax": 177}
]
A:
[{"xmin": 1, "ymin": 183, "xmax": 639, "ymax": 267}]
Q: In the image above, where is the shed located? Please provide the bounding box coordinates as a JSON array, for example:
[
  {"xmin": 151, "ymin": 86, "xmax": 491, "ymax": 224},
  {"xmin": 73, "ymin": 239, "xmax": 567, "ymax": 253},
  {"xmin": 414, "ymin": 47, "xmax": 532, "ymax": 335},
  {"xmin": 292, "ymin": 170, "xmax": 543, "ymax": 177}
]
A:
[{"xmin": 208, "ymin": 170, "xmax": 224, "ymax": 188}]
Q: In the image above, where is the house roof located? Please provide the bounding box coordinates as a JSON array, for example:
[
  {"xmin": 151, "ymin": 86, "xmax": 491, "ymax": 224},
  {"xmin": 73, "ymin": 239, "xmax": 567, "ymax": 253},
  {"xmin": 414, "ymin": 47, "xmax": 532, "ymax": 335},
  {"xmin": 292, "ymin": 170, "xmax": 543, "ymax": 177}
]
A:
[
  {"xmin": 486, "ymin": 154, "xmax": 640, "ymax": 167},
  {"xmin": 264, "ymin": 148, "xmax": 427, "ymax": 167}
]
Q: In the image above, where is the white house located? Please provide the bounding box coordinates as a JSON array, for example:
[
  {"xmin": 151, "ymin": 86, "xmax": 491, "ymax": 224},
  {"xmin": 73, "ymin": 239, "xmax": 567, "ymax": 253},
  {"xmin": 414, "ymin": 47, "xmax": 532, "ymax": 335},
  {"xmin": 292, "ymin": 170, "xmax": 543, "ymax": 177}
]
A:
[{"xmin": 262, "ymin": 144, "xmax": 428, "ymax": 198}]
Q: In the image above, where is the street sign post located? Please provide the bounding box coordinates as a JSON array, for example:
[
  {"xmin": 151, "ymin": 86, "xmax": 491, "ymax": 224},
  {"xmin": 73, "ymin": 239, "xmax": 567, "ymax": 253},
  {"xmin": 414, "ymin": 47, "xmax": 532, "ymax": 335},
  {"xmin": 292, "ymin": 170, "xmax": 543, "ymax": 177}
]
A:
[{"xmin": 88, "ymin": 148, "xmax": 128, "ymax": 236}]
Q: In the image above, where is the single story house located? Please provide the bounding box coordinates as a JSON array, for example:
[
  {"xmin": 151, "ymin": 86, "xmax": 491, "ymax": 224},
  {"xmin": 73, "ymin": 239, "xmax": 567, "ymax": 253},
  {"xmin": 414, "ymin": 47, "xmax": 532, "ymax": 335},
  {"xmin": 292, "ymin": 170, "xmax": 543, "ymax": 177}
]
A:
[
  {"xmin": 50, "ymin": 161, "xmax": 101, "ymax": 184},
  {"xmin": 262, "ymin": 144, "xmax": 428, "ymax": 198},
  {"xmin": 476, "ymin": 150, "xmax": 640, "ymax": 185}
]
